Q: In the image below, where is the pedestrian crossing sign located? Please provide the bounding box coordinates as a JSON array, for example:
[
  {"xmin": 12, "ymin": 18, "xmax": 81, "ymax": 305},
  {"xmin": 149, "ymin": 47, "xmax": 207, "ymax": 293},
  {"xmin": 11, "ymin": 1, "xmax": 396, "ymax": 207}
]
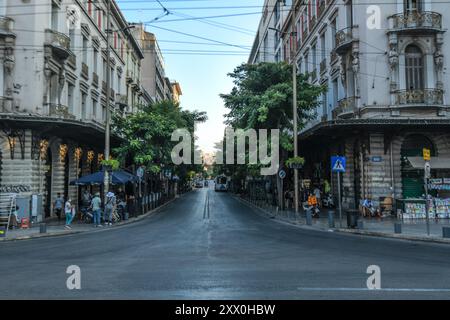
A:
[{"xmin": 331, "ymin": 156, "xmax": 346, "ymax": 173}]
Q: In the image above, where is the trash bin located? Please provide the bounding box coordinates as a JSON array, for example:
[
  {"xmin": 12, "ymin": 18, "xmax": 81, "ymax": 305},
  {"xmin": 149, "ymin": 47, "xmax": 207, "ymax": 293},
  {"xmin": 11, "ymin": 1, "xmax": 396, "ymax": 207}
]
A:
[{"xmin": 346, "ymin": 209, "xmax": 359, "ymax": 229}]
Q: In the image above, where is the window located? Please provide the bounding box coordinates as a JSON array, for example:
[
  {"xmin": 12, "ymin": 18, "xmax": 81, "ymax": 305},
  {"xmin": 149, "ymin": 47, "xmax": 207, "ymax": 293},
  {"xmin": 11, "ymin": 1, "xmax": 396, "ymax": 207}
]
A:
[
  {"xmin": 302, "ymin": 10, "xmax": 308, "ymax": 38},
  {"xmin": 93, "ymin": 48, "xmax": 98, "ymax": 73},
  {"xmin": 97, "ymin": 9, "xmax": 102, "ymax": 29},
  {"xmin": 82, "ymin": 36, "xmax": 88, "ymax": 64},
  {"xmin": 69, "ymin": 28, "xmax": 75, "ymax": 51},
  {"xmin": 81, "ymin": 93, "xmax": 87, "ymax": 120},
  {"xmin": 304, "ymin": 53, "xmax": 309, "ymax": 73},
  {"xmin": 320, "ymin": 33, "xmax": 326, "ymax": 61},
  {"xmin": 68, "ymin": 84, "xmax": 75, "ymax": 114},
  {"xmin": 103, "ymin": 58, "xmax": 107, "ymax": 80},
  {"xmin": 331, "ymin": 19, "xmax": 337, "ymax": 48},
  {"xmin": 404, "ymin": 0, "xmax": 422, "ymax": 13},
  {"xmin": 312, "ymin": 45, "xmax": 317, "ymax": 71},
  {"xmin": 92, "ymin": 99, "xmax": 97, "ymax": 119},
  {"xmin": 87, "ymin": 0, "xmax": 93, "ymax": 16},
  {"xmin": 274, "ymin": 1, "xmax": 280, "ymax": 24},
  {"xmin": 405, "ymin": 45, "xmax": 424, "ymax": 91},
  {"xmin": 332, "ymin": 79, "xmax": 338, "ymax": 107}
]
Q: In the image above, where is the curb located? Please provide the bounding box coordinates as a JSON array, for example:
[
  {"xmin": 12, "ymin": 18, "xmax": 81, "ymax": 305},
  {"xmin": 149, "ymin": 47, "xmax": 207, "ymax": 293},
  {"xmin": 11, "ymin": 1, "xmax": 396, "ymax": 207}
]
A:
[
  {"xmin": 0, "ymin": 193, "xmax": 187, "ymax": 242},
  {"xmin": 235, "ymin": 195, "xmax": 450, "ymax": 245}
]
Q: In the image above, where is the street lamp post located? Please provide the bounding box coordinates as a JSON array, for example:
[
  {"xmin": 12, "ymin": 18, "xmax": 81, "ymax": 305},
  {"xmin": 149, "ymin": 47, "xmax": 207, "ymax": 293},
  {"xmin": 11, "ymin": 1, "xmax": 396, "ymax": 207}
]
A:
[
  {"xmin": 104, "ymin": 0, "xmax": 112, "ymax": 200},
  {"xmin": 269, "ymin": 24, "xmax": 299, "ymax": 214}
]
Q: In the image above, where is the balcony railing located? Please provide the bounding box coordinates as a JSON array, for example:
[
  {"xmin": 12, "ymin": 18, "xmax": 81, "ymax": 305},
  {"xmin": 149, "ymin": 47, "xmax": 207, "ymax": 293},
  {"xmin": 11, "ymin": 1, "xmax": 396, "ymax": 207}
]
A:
[
  {"xmin": 335, "ymin": 27, "xmax": 358, "ymax": 54},
  {"xmin": 44, "ymin": 29, "xmax": 71, "ymax": 59},
  {"xmin": 332, "ymin": 96, "xmax": 358, "ymax": 119},
  {"xmin": 389, "ymin": 11, "xmax": 442, "ymax": 32},
  {"xmin": 81, "ymin": 63, "xmax": 89, "ymax": 80},
  {"xmin": 395, "ymin": 89, "xmax": 443, "ymax": 105},
  {"xmin": 92, "ymin": 72, "xmax": 99, "ymax": 88},
  {"xmin": 44, "ymin": 103, "xmax": 76, "ymax": 120},
  {"xmin": 0, "ymin": 16, "xmax": 14, "ymax": 36}
]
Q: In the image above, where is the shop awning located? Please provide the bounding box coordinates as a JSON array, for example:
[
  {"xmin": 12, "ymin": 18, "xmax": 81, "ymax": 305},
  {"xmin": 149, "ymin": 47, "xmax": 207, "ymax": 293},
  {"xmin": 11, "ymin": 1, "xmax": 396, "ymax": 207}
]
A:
[
  {"xmin": 407, "ymin": 157, "xmax": 450, "ymax": 170},
  {"xmin": 70, "ymin": 170, "xmax": 139, "ymax": 186}
]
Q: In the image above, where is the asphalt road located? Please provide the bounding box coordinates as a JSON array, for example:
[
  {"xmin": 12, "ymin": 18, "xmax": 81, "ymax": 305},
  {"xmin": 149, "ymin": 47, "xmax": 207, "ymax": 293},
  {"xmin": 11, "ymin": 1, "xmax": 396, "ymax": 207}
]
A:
[{"xmin": 1, "ymin": 186, "xmax": 450, "ymax": 300}]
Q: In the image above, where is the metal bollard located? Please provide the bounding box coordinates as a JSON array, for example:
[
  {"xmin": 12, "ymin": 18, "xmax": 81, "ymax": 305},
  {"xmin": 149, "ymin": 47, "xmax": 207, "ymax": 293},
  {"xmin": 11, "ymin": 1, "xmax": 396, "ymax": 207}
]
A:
[
  {"xmin": 306, "ymin": 208, "xmax": 312, "ymax": 226},
  {"xmin": 328, "ymin": 211, "xmax": 335, "ymax": 228},
  {"xmin": 39, "ymin": 223, "xmax": 47, "ymax": 234},
  {"xmin": 443, "ymin": 227, "xmax": 450, "ymax": 238},
  {"xmin": 394, "ymin": 223, "xmax": 402, "ymax": 234}
]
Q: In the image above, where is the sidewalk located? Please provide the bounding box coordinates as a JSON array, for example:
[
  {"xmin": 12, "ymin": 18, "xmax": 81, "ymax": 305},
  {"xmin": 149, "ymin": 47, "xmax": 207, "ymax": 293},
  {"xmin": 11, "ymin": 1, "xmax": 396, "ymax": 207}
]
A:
[
  {"xmin": 238, "ymin": 197, "xmax": 450, "ymax": 244},
  {"xmin": 0, "ymin": 195, "xmax": 182, "ymax": 242}
]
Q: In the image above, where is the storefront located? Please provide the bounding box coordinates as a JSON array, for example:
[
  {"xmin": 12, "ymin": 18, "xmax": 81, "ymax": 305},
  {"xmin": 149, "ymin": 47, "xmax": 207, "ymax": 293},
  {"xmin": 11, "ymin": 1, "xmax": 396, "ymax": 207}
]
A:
[{"xmin": 398, "ymin": 156, "xmax": 450, "ymax": 219}]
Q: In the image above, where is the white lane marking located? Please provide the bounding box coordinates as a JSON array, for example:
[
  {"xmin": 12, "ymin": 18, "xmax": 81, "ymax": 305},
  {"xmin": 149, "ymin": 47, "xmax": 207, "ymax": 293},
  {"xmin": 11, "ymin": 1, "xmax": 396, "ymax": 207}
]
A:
[{"xmin": 297, "ymin": 287, "xmax": 450, "ymax": 292}]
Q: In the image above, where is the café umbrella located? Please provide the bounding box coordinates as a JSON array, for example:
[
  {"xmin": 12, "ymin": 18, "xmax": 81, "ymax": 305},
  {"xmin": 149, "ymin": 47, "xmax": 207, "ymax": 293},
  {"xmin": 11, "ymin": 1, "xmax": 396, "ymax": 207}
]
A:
[{"xmin": 70, "ymin": 170, "xmax": 139, "ymax": 186}]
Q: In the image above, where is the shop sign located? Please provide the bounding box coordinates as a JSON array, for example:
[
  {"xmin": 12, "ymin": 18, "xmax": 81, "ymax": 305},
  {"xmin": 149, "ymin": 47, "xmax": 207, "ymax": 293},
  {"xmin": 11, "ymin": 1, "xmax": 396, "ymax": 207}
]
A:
[
  {"xmin": 444, "ymin": 178, "xmax": 450, "ymax": 184},
  {"xmin": 430, "ymin": 178, "xmax": 443, "ymax": 185},
  {"xmin": 423, "ymin": 148, "xmax": 431, "ymax": 161}
]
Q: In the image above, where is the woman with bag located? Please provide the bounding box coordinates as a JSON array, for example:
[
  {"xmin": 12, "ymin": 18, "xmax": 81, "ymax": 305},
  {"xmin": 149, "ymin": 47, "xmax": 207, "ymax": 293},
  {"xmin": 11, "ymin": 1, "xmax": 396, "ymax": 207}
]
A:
[{"xmin": 65, "ymin": 198, "xmax": 74, "ymax": 230}]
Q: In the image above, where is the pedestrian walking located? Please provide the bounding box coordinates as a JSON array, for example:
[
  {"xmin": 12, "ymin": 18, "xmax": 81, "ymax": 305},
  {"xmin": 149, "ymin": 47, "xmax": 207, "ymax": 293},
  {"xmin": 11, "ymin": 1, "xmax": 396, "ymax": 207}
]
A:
[
  {"xmin": 54, "ymin": 193, "xmax": 64, "ymax": 221},
  {"xmin": 64, "ymin": 198, "xmax": 74, "ymax": 229},
  {"xmin": 104, "ymin": 192, "xmax": 116, "ymax": 226},
  {"xmin": 91, "ymin": 192, "xmax": 102, "ymax": 227}
]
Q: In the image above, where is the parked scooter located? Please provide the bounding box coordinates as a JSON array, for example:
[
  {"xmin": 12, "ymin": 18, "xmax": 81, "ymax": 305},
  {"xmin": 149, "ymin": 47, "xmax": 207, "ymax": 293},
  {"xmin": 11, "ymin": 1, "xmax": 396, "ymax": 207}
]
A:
[{"xmin": 81, "ymin": 207, "xmax": 93, "ymax": 224}]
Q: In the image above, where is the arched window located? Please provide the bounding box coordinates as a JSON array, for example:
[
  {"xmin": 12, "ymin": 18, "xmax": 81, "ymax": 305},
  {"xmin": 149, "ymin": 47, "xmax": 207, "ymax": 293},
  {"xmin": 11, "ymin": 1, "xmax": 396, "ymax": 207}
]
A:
[
  {"xmin": 404, "ymin": 0, "xmax": 422, "ymax": 13},
  {"xmin": 405, "ymin": 45, "xmax": 424, "ymax": 91}
]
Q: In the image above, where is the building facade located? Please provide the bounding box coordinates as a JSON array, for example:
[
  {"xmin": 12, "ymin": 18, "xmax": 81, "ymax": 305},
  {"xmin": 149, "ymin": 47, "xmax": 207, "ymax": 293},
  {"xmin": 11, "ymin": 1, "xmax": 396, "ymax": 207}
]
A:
[
  {"xmin": 132, "ymin": 24, "xmax": 168, "ymax": 103},
  {"xmin": 0, "ymin": 0, "xmax": 143, "ymax": 219},
  {"xmin": 248, "ymin": 0, "xmax": 293, "ymax": 64},
  {"xmin": 252, "ymin": 0, "xmax": 450, "ymax": 209}
]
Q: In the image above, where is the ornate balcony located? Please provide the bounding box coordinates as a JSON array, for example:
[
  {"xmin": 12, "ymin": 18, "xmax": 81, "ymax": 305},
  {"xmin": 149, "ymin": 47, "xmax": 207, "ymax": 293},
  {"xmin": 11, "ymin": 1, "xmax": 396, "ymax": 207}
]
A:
[
  {"xmin": 335, "ymin": 26, "xmax": 358, "ymax": 54},
  {"xmin": 395, "ymin": 89, "xmax": 443, "ymax": 106},
  {"xmin": 44, "ymin": 103, "xmax": 76, "ymax": 120},
  {"xmin": 44, "ymin": 29, "xmax": 71, "ymax": 59},
  {"xmin": 332, "ymin": 96, "xmax": 358, "ymax": 119},
  {"xmin": 388, "ymin": 11, "xmax": 443, "ymax": 33},
  {"xmin": 0, "ymin": 16, "xmax": 14, "ymax": 37}
]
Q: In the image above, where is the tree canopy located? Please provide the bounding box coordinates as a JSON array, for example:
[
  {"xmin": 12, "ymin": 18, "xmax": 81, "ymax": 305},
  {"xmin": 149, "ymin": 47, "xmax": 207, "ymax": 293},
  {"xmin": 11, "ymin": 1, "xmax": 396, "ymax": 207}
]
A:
[{"xmin": 112, "ymin": 100, "xmax": 207, "ymax": 177}]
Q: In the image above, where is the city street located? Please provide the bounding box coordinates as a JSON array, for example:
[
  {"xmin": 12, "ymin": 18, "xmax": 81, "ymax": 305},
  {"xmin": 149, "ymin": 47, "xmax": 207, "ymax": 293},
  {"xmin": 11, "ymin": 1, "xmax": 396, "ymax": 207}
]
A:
[{"xmin": 1, "ymin": 187, "xmax": 450, "ymax": 300}]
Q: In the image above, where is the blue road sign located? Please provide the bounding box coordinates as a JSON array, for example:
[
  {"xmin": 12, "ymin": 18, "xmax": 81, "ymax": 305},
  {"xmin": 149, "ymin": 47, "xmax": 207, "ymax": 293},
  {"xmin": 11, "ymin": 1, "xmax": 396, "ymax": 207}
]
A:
[
  {"xmin": 331, "ymin": 156, "xmax": 346, "ymax": 173},
  {"xmin": 278, "ymin": 169, "xmax": 287, "ymax": 180}
]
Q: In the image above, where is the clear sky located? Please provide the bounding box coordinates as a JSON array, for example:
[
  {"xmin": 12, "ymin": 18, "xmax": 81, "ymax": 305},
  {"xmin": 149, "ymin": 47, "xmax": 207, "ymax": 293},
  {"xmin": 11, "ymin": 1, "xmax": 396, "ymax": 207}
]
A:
[{"xmin": 117, "ymin": 0, "xmax": 263, "ymax": 153}]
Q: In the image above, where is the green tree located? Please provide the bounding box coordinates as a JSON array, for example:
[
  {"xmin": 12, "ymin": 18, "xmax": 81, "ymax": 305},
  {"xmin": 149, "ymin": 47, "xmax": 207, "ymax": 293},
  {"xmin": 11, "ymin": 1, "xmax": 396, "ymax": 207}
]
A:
[
  {"xmin": 219, "ymin": 62, "xmax": 326, "ymax": 204},
  {"xmin": 111, "ymin": 101, "xmax": 207, "ymax": 180}
]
